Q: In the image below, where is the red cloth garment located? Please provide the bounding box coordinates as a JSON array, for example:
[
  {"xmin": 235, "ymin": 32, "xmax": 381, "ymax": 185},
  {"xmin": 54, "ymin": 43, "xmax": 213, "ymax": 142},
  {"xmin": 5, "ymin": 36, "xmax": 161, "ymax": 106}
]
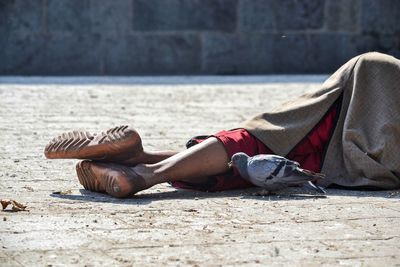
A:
[{"xmin": 171, "ymin": 103, "xmax": 338, "ymax": 192}]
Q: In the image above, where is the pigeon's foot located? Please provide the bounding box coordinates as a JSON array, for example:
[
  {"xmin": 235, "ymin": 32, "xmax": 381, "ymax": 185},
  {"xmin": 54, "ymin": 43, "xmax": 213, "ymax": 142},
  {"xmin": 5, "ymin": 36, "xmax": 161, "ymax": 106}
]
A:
[
  {"xmin": 76, "ymin": 161, "xmax": 147, "ymax": 198},
  {"xmin": 252, "ymin": 189, "xmax": 276, "ymax": 196},
  {"xmin": 44, "ymin": 125, "xmax": 143, "ymax": 163}
]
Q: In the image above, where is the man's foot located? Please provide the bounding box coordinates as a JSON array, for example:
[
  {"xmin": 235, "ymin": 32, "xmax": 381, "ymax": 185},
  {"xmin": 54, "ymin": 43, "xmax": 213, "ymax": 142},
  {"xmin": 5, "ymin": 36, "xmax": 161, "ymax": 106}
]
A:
[
  {"xmin": 76, "ymin": 161, "xmax": 147, "ymax": 198},
  {"xmin": 44, "ymin": 125, "xmax": 143, "ymax": 163}
]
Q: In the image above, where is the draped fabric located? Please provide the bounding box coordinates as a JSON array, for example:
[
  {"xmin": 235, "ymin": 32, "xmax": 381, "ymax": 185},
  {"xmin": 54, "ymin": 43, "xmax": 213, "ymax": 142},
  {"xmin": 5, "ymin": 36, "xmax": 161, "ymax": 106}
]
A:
[{"xmin": 242, "ymin": 52, "xmax": 400, "ymax": 189}]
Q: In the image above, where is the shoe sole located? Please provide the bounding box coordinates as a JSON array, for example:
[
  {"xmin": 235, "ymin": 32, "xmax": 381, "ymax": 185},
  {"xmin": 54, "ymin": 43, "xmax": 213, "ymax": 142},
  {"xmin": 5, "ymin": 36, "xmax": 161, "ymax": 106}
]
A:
[{"xmin": 44, "ymin": 125, "xmax": 139, "ymax": 160}]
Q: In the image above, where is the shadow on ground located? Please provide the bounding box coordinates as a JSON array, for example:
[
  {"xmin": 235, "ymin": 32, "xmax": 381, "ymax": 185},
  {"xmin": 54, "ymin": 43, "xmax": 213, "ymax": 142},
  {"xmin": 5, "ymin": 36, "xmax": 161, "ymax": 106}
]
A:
[{"xmin": 49, "ymin": 186, "xmax": 400, "ymax": 205}]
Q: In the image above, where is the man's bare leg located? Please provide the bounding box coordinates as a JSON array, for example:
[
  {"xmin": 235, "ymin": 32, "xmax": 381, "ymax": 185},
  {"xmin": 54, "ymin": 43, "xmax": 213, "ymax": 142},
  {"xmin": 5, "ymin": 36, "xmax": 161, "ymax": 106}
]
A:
[
  {"xmin": 134, "ymin": 137, "xmax": 229, "ymax": 187},
  {"xmin": 76, "ymin": 137, "xmax": 230, "ymax": 198},
  {"xmin": 122, "ymin": 150, "xmax": 177, "ymax": 166}
]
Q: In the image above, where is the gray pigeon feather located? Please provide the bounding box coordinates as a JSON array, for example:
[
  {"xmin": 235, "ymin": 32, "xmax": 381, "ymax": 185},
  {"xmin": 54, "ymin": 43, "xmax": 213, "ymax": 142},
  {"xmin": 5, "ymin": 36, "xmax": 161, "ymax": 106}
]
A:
[{"xmin": 230, "ymin": 152, "xmax": 325, "ymax": 193}]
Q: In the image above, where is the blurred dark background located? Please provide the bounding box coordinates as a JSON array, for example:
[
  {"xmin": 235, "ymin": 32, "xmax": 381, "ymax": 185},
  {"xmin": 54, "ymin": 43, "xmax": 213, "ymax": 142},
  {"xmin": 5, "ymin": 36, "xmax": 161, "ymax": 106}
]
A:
[{"xmin": 1, "ymin": 0, "xmax": 399, "ymax": 75}]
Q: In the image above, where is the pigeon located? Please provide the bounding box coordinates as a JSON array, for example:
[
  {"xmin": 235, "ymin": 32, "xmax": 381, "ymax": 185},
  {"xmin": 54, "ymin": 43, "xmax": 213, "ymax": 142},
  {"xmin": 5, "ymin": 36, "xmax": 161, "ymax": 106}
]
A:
[{"xmin": 229, "ymin": 152, "xmax": 326, "ymax": 194}]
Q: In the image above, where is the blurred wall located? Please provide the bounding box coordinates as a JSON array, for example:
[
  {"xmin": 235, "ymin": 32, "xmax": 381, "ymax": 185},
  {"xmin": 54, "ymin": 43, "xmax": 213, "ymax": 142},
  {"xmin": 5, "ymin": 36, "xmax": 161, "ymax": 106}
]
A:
[{"xmin": 1, "ymin": 0, "xmax": 399, "ymax": 75}]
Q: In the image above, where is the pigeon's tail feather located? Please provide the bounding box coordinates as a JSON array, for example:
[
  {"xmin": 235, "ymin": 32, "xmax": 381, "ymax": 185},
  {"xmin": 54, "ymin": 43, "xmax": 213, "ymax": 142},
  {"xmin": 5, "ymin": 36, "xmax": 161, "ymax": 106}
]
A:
[
  {"xmin": 306, "ymin": 181, "xmax": 326, "ymax": 194},
  {"xmin": 280, "ymin": 168, "xmax": 325, "ymax": 186}
]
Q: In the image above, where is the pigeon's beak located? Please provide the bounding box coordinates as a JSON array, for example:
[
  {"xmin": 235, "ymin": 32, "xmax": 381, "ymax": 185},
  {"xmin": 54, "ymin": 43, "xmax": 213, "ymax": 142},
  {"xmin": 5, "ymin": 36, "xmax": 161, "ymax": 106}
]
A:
[{"xmin": 227, "ymin": 161, "xmax": 233, "ymax": 168}]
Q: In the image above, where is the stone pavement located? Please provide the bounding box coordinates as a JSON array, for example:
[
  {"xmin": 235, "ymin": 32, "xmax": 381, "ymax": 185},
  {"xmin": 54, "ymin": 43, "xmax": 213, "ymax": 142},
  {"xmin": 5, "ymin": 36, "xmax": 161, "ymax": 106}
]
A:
[{"xmin": 0, "ymin": 76, "xmax": 399, "ymax": 267}]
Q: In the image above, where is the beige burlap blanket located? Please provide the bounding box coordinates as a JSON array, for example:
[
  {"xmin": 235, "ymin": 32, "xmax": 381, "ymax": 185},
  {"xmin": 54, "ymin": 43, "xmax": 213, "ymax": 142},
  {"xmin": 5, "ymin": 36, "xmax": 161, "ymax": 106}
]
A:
[{"xmin": 242, "ymin": 52, "xmax": 400, "ymax": 189}]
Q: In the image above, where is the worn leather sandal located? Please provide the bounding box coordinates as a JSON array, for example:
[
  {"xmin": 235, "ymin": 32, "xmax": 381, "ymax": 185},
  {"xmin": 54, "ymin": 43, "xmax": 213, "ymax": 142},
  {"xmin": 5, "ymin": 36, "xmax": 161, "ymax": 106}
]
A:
[
  {"xmin": 44, "ymin": 125, "xmax": 143, "ymax": 162},
  {"xmin": 76, "ymin": 160, "xmax": 147, "ymax": 198}
]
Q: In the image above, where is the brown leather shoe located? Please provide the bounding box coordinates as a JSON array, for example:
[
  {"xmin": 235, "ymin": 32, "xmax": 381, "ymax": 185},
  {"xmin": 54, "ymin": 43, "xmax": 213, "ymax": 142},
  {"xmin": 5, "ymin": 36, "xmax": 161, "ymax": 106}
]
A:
[
  {"xmin": 44, "ymin": 125, "xmax": 143, "ymax": 162},
  {"xmin": 76, "ymin": 160, "xmax": 147, "ymax": 198}
]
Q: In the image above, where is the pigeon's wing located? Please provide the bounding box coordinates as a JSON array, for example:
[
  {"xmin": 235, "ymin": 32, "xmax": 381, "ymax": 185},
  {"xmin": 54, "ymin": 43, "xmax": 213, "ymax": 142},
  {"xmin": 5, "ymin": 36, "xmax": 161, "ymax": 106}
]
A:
[
  {"xmin": 251, "ymin": 154, "xmax": 291, "ymax": 163},
  {"xmin": 253, "ymin": 155, "xmax": 300, "ymax": 180},
  {"xmin": 272, "ymin": 167, "xmax": 326, "ymax": 192},
  {"xmin": 246, "ymin": 156, "xmax": 278, "ymax": 187},
  {"xmin": 245, "ymin": 154, "xmax": 327, "ymax": 193},
  {"xmin": 282, "ymin": 168, "xmax": 325, "ymax": 184},
  {"xmin": 246, "ymin": 154, "xmax": 297, "ymax": 187},
  {"xmin": 274, "ymin": 160, "xmax": 301, "ymax": 178}
]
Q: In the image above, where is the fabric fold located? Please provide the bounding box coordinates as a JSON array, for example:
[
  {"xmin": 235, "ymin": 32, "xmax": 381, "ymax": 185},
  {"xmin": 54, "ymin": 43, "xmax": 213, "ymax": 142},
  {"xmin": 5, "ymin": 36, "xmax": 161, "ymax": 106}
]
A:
[{"xmin": 242, "ymin": 52, "xmax": 400, "ymax": 189}]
